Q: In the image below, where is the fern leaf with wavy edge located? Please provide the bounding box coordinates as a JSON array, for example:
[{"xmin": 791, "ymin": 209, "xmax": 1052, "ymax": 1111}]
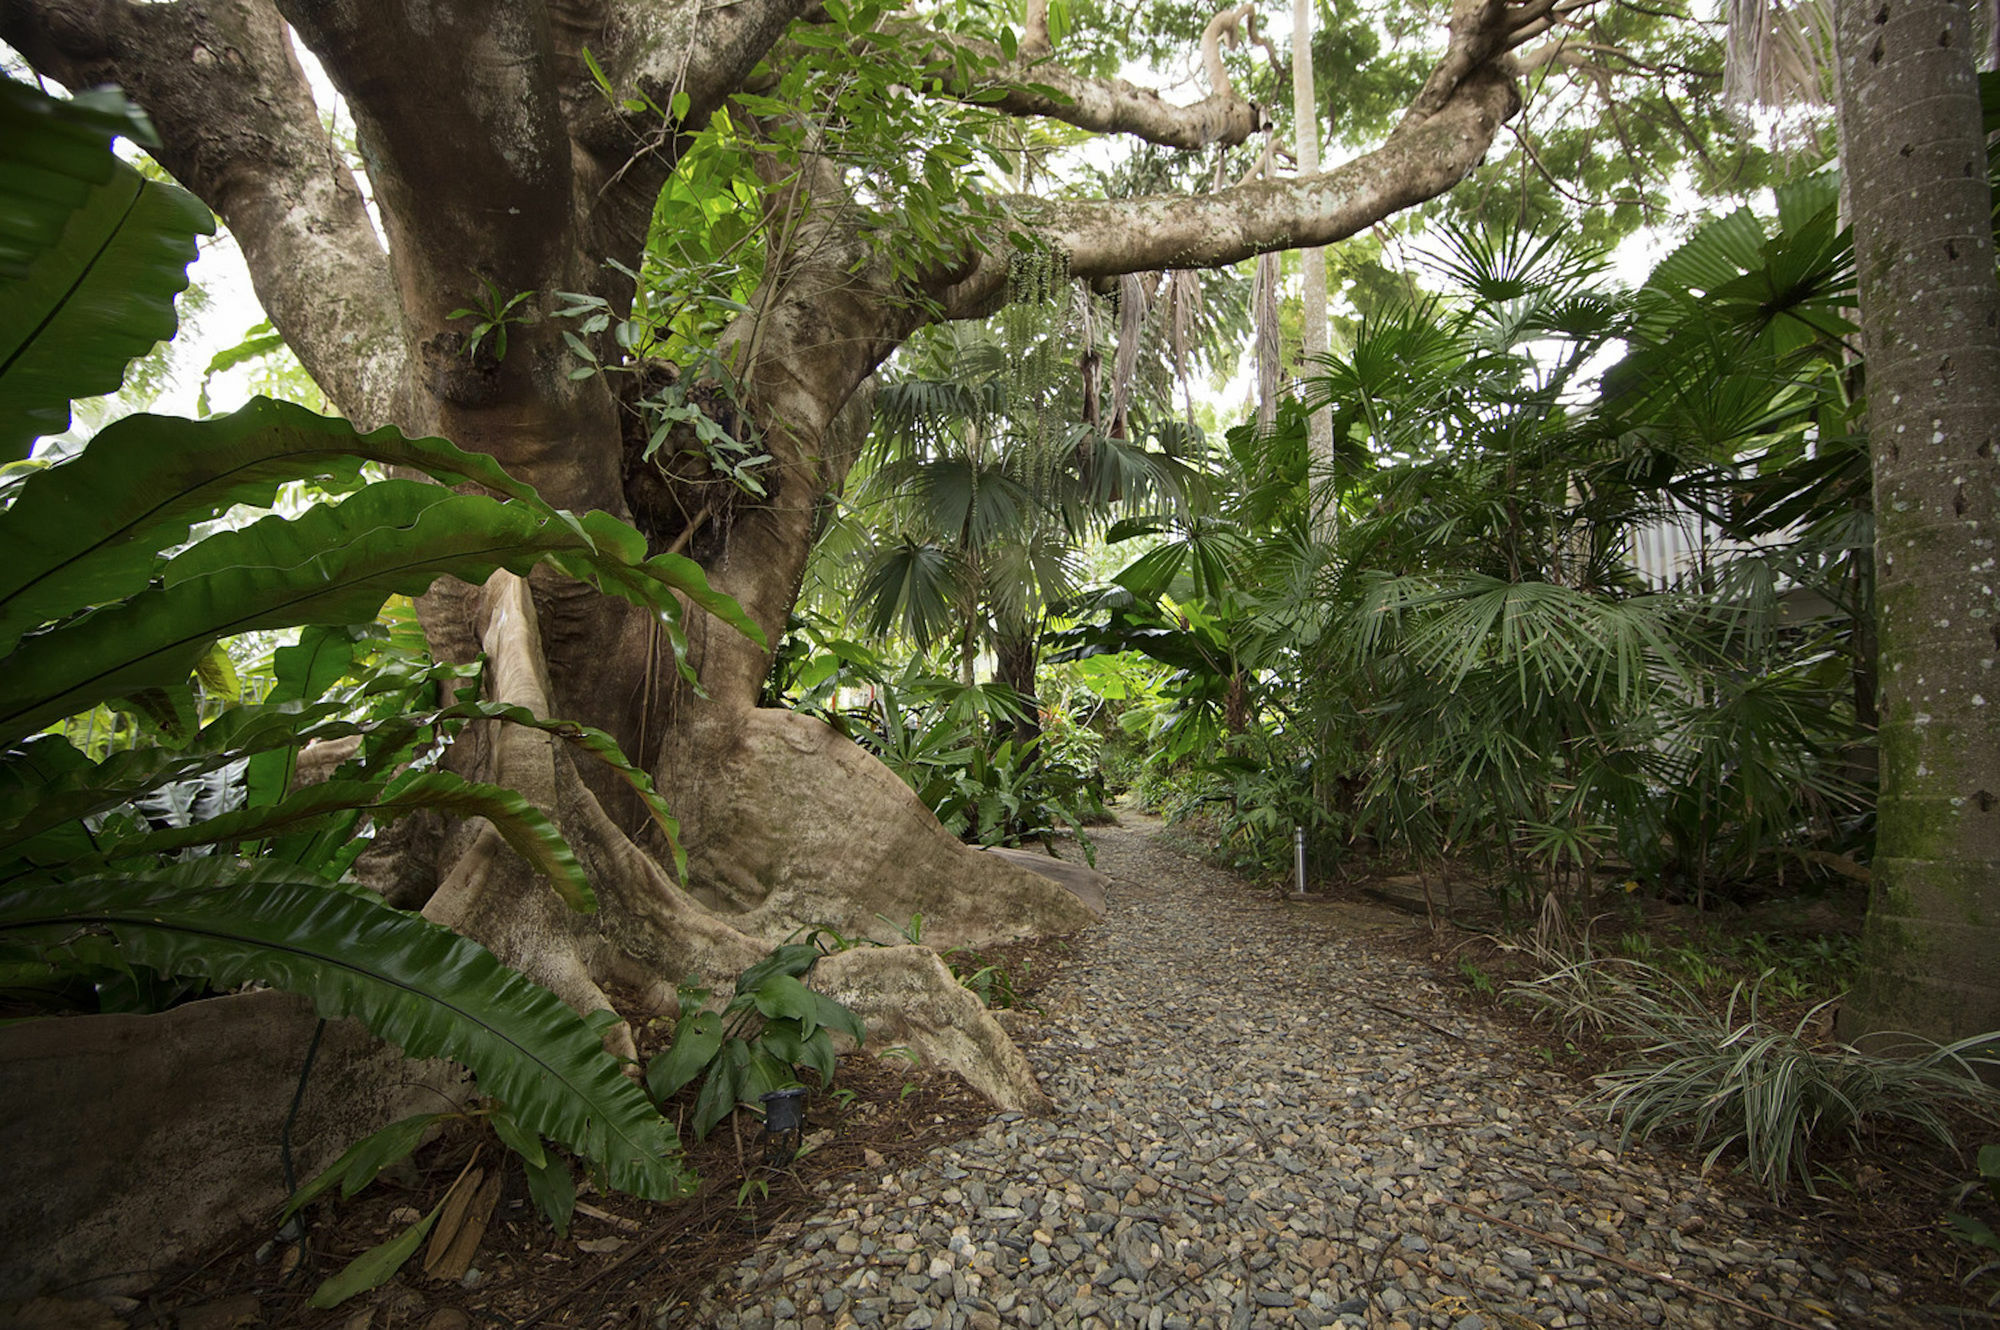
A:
[
  {"xmin": 93, "ymin": 771, "xmax": 593, "ymax": 911},
  {"xmin": 0, "ymin": 480, "xmax": 710, "ymax": 742},
  {"xmin": 262, "ymin": 698, "xmax": 686, "ymax": 875},
  {"xmin": 0, "ymin": 697, "xmax": 683, "ymax": 875},
  {"xmin": 0, "ymin": 398, "xmax": 559, "ymax": 655},
  {"xmin": 0, "ymin": 706, "xmax": 353, "ymax": 848},
  {"xmin": 0, "ymin": 482, "xmax": 539, "ymax": 738},
  {"xmin": 0, "ymin": 81, "xmax": 159, "ymax": 278},
  {"xmin": 0, "ymin": 157, "xmax": 214, "ymax": 462},
  {"xmin": 0, "ymin": 870, "xmax": 693, "ymax": 1201}
]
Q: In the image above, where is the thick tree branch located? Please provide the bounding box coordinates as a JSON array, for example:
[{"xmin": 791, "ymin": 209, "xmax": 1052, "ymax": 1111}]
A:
[
  {"xmin": 1398, "ymin": 0, "xmax": 1570, "ymax": 132},
  {"xmin": 3, "ymin": 0, "xmax": 410, "ymax": 427},
  {"xmin": 274, "ymin": 0, "xmax": 639, "ymax": 516},
  {"xmin": 567, "ymin": 0, "xmax": 820, "ymax": 149},
  {"xmin": 1021, "ymin": 0, "xmax": 1053, "ymax": 57},
  {"xmin": 1201, "ymin": 2, "xmax": 1257, "ymax": 100},
  {"xmin": 694, "ymin": 199, "xmax": 920, "ymax": 701},
  {"xmin": 276, "ymin": 0, "xmax": 578, "ymax": 323},
  {"xmin": 906, "ymin": 26, "xmax": 1269, "ymax": 150},
  {"xmin": 562, "ymin": 0, "xmax": 824, "ymax": 299},
  {"xmin": 941, "ymin": 65, "xmax": 1519, "ymax": 318}
]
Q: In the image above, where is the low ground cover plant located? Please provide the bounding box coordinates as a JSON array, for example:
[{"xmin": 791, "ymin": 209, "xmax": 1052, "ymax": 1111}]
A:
[{"xmin": 1504, "ymin": 932, "xmax": 2000, "ymax": 1198}]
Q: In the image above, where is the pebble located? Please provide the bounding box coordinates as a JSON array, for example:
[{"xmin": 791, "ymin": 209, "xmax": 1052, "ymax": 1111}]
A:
[{"xmin": 669, "ymin": 817, "xmax": 1927, "ymax": 1329}]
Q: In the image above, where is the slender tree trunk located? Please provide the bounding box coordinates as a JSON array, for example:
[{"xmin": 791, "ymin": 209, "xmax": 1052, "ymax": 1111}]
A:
[
  {"xmin": 996, "ymin": 628, "xmax": 1044, "ymax": 746},
  {"xmin": 1292, "ymin": 0, "xmax": 1335, "ymax": 538},
  {"xmin": 1835, "ymin": 0, "xmax": 2000, "ymax": 1047}
]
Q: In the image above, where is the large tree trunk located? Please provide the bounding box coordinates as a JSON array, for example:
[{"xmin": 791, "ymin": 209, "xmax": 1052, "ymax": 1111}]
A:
[
  {"xmin": 4, "ymin": 0, "xmax": 1533, "ymax": 1104},
  {"xmin": 1835, "ymin": 0, "xmax": 2000, "ymax": 1046}
]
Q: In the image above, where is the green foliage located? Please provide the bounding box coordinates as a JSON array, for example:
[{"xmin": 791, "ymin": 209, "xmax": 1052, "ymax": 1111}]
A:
[
  {"xmin": 818, "ymin": 298, "xmax": 1210, "ymax": 739},
  {"xmin": 0, "ymin": 394, "xmax": 760, "ymax": 722},
  {"xmin": 608, "ymin": 0, "xmax": 1072, "ymax": 360},
  {"xmin": 1091, "ymin": 200, "xmax": 1873, "ymax": 911},
  {"xmin": 285, "ymin": 1111, "xmax": 444, "ymax": 1219},
  {"xmin": 769, "ymin": 624, "xmax": 1106, "ymax": 856},
  {"xmin": 447, "ymin": 279, "xmax": 536, "ymax": 362},
  {"xmin": 875, "ymin": 690, "xmax": 1103, "ymax": 857},
  {"xmin": 0, "ymin": 81, "xmax": 215, "ymax": 460},
  {"xmin": 0, "ymin": 79, "xmax": 159, "ymax": 278},
  {"xmin": 924, "ymin": 735, "xmax": 1101, "ymax": 854},
  {"xmin": 1510, "ymin": 951, "xmax": 2000, "ymax": 1198},
  {"xmin": 647, "ymin": 943, "xmax": 865, "ymax": 1140},
  {"xmin": 194, "ymin": 319, "xmax": 299, "ymax": 416},
  {"xmin": 552, "ymin": 291, "xmax": 774, "ymax": 501},
  {"xmin": 0, "ymin": 79, "xmax": 769, "ymax": 1210},
  {"xmin": 285, "ymin": 1098, "xmax": 579, "ymax": 1270},
  {"xmin": 1051, "ymin": 514, "xmax": 1340, "ymax": 876}
]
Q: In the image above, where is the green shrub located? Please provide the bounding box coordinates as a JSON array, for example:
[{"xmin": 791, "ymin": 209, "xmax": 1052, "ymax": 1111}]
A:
[
  {"xmin": 646, "ymin": 943, "xmax": 865, "ymax": 1140},
  {"xmin": 1507, "ymin": 949, "xmax": 2000, "ymax": 1197}
]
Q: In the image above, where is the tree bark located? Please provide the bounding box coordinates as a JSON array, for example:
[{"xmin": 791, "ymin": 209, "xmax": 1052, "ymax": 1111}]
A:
[
  {"xmin": 1834, "ymin": 0, "xmax": 2000, "ymax": 1047},
  {"xmin": 996, "ymin": 627, "xmax": 1044, "ymax": 747},
  {"xmin": 1291, "ymin": 0, "xmax": 1334, "ymax": 535}
]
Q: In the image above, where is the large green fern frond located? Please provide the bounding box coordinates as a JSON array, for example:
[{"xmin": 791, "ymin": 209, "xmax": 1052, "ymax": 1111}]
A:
[
  {"xmin": 0, "ymin": 83, "xmax": 215, "ymax": 461},
  {"xmin": 0, "ymin": 399, "xmax": 556, "ymax": 653},
  {"xmin": 0, "ymin": 868, "xmax": 692, "ymax": 1201}
]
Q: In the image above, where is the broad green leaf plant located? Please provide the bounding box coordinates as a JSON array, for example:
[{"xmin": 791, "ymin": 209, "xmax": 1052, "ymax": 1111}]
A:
[{"xmin": 647, "ymin": 942, "xmax": 866, "ymax": 1141}]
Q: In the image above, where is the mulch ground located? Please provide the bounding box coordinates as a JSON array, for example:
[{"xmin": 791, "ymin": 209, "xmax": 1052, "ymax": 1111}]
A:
[{"xmin": 114, "ymin": 940, "xmax": 1070, "ymax": 1330}]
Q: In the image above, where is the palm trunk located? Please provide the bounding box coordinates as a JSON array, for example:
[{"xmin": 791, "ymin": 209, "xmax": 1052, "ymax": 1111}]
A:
[
  {"xmin": 996, "ymin": 628, "xmax": 1043, "ymax": 747},
  {"xmin": 1292, "ymin": 0, "xmax": 1335, "ymax": 540}
]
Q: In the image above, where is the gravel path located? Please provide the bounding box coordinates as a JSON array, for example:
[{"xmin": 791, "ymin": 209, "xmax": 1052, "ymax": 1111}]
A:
[{"xmin": 678, "ymin": 814, "xmax": 1920, "ymax": 1330}]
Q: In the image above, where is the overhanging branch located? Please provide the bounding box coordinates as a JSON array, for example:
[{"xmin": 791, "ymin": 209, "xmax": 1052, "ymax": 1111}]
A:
[
  {"xmin": 902, "ymin": 25, "xmax": 1269, "ymax": 150},
  {"xmin": 940, "ymin": 65, "xmax": 1519, "ymax": 318}
]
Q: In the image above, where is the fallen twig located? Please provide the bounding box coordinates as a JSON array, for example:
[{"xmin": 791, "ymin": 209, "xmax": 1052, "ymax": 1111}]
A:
[
  {"xmin": 1366, "ymin": 1000, "xmax": 1492, "ymax": 1045},
  {"xmin": 1445, "ymin": 1200, "xmax": 1821, "ymax": 1330},
  {"xmin": 573, "ymin": 1200, "xmax": 642, "ymax": 1232}
]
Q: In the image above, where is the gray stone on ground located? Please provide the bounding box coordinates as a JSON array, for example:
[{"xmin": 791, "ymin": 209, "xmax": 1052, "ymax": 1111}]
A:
[{"xmin": 671, "ymin": 811, "xmax": 1921, "ymax": 1330}]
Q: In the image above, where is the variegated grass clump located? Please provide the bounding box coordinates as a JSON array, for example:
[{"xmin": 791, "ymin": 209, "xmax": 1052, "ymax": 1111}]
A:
[{"xmin": 1504, "ymin": 934, "xmax": 2000, "ymax": 1198}]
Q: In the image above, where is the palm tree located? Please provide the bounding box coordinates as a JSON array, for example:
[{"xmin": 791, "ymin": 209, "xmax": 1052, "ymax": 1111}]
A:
[{"xmin": 835, "ymin": 309, "xmax": 1206, "ymax": 740}]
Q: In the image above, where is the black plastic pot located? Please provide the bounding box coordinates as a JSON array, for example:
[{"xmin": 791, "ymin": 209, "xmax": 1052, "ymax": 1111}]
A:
[{"xmin": 759, "ymin": 1086, "xmax": 808, "ymax": 1164}]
